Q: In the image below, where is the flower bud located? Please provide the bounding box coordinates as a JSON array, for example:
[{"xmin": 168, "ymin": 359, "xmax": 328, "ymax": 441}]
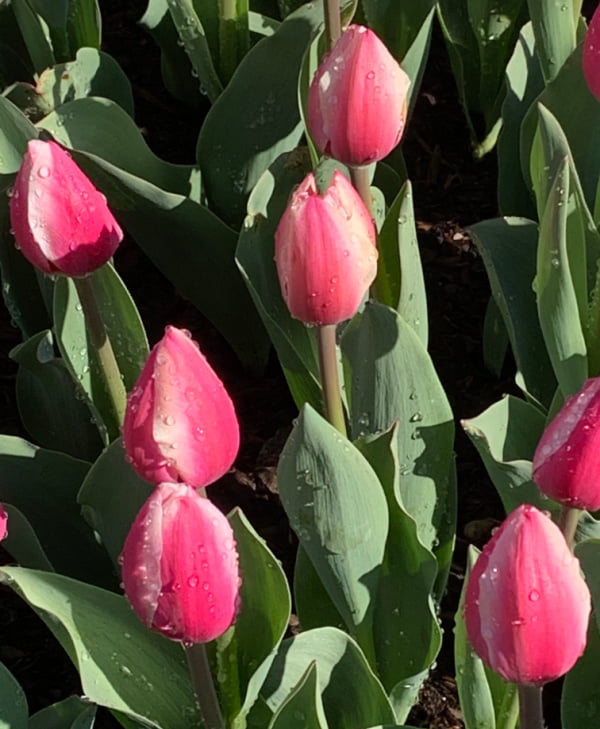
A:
[
  {"xmin": 9, "ymin": 139, "xmax": 122, "ymax": 277},
  {"xmin": 465, "ymin": 504, "xmax": 590, "ymax": 685},
  {"xmin": 123, "ymin": 326, "xmax": 239, "ymax": 487},
  {"xmin": 121, "ymin": 482, "xmax": 240, "ymax": 643},
  {"xmin": 275, "ymin": 170, "xmax": 377, "ymax": 326},
  {"xmin": 307, "ymin": 25, "xmax": 410, "ymax": 166},
  {"xmin": 584, "ymin": 4, "xmax": 600, "ymax": 101},
  {"xmin": 533, "ymin": 377, "xmax": 600, "ymax": 511}
]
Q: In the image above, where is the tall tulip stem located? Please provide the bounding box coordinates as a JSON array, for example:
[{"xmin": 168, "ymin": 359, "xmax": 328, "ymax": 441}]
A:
[
  {"xmin": 317, "ymin": 324, "xmax": 347, "ymax": 437},
  {"xmin": 323, "ymin": 0, "xmax": 342, "ymax": 49},
  {"xmin": 184, "ymin": 643, "xmax": 225, "ymax": 729},
  {"xmin": 517, "ymin": 684, "xmax": 544, "ymax": 729},
  {"xmin": 74, "ymin": 275, "xmax": 127, "ymax": 428},
  {"xmin": 558, "ymin": 505, "xmax": 582, "ymax": 550}
]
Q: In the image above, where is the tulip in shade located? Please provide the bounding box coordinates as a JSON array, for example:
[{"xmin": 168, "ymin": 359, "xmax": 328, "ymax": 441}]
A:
[
  {"xmin": 123, "ymin": 326, "xmax": 239, "ymax": 487},
  {"xmin": 464, "ymin": 504, "xmax": 590, "ymax": 685},
  {"xmin": 0, "ymin": 504, "xmax": 7, "ymax": 541},
  {"xmin": 9, "ymin": 140, "xmax": 122, "ymax": 277},
  {"xmin": 584, "ymin": 4, "xmax": 600, "ymax": 101},
  {"xmin": 533, "ymin": 377, "xmax": 600, "ymax": 511},
  {"xmin": 307, "ymin": 25, "xmax": 410, "ymax": 166},
  {"xmin": 121, "ymin": 482, "xmax": 240, "ymax": 643},
  {"xmin": 275, "ymin": 170, "xmax": 377, "ymax": 326}
]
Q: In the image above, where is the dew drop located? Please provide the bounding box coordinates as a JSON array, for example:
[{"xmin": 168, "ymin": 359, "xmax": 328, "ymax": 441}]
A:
[
  {"xmin": 529, "ymin": 589, "xmax": 540, "ymax": 602},
  {"xmin": 37, "ymin": 165, "xmax": 50, "ymax": 179}
]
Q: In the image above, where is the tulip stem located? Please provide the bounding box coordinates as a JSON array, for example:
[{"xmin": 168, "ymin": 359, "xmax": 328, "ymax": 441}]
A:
[
  {"xmin": 74, "ymin": 275, "xmax": 127, "ymax": 430},
  {"xmin": 184, "ymin": 643, "xmax": 225, "ymax": 729},
  {"xmin": 323, "ymin": 0, "xmax": 342, "ymax": 49},
  {"xmin": 558, "ymin": 505, "xmax": 581, "ymax": 550},
  {"xmin": 517, "ymin": 684, "xmax": 544, "ymax": 729},
  {"xmin": 317, "ymin": 324, "xmax": 347, "ymax": 437}
]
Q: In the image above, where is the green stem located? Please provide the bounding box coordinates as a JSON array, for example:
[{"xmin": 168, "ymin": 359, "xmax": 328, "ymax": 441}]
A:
[
  {"xmin": 184, "ymin": 643, "xmax": 225, "ymax": 729},
  {"xmin": 323, "ymin": 0, "xmax": 341, "ymax": 49},
  {"xmin": 517, "ymin": 684, "xmax": 544, "ymax": 729},
  {"xmin": 497, "ymin": 686, "xmax": 520, "ymax": 729},
  {"xmin": 316, "ymin": 324, "xmax": 347, "ymax": 437},
  {"xmin": 558, "ymin": 505, "xmax": 581, "ymax": 550},
  {"xmin": 73, "ymin": 276, "xmax": 127, "ymax": 428}
]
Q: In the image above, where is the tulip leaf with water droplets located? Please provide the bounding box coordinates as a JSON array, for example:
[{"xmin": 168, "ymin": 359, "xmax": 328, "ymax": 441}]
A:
[
  {"xmin": 462, "ymin": 395, "xmax": 550, "ymax": 516},
  {"xmin": 254, "ymin": 627, "xmax": 396, "ymax": 729},
  {"xmin": 0, "ymin": 660, "xmax": 28, "ymax": 729},
  {"xmin": 0, "ymin": 567, "xmax": 201, "ymax": 729},
  {"xmin": 526, "ymin": 0, "xmax": 579, "ymax": 83},
  {"xmin": 29, "ymin": 695, "xmax": 97, "ymax": 729},
  {"xmin": 0, "ymin": 96, "xmax": 37, "ymax": 177},
  {"xmin": 267, "ymin": 662, "xmax": 328, "ymax": 729},
  {"xmin": 0, "ymin": 436, "xmax": 116, "ymax": 589}
]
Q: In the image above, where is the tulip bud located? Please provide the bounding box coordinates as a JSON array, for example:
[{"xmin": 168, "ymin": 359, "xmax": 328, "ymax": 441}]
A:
[
  {"xmin": 532, "ymin": 378, "xmax": 600, "ymax": 511},
  {"xmin": 274, "ymin": 170, "xmax": 377, "ymax": 325},
  {"xmin": 464, "ymin": 504, "xmax": 590, "ymax": 685},
  {"xmin": 9, "ymin": 139, "xmax": 122, "ymax": 277},
  {"xmin": 584, "ymin": 5, "xmax": 600, "ymax": 101},
  {"xmin": 121, "ymin": 482, "xmax": 240, "ymax": 643},
  {"xmin": 123, "ymin": 326, "xmax": 239, "ymax": 487},
  {"xmin": 0, "ymin": 504, "xmax": 7, "ymax": 541},
  {"xmin": 307, "ymin": 25, "xmax": 410, "ymax": 166}
]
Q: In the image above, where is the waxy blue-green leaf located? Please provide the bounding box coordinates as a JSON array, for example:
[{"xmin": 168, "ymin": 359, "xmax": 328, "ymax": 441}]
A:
[
  {"xmin": 294, "ymin": 545, "xmax": 345, "ymax": 632},
  {"xmin": 197, "ymin": 1, "xmax": 323, "ymax": 226},
  {"xmin": 575, "ymin": 539, "xmax": 600, "ymax": 626},
  {"xmin": 0, "ymin": 660, "xmax": 27, "ymax": 729},
  {"xmin": 462, "ymin": 395, "xmax": 551, "ymax": 515},
  {"xmin": 0, "ymin": 436, "xmax": 115, "ymax": 588},
  {"xmin": 341, "ymin": 302, "xmax": 454, "ymax": 558},
  {"xmin": 526, "ymin": 0, "xmax": 579, "ymax": 83},
  {"xmin": 0, "ymin": 4, "xmax": 33, "ymax": 87},
  {"xmin": 483, "ymin": 297, "xmax": 509, "ymax": 377},
  {"xmin": 217, "ymin": 0, "xmax": 250, "ymax": 85},
  {"xmin": 257, "ymin": 628, "xmax": 396, "ymax": 729},
  {"xmin": 278, "ymin": 405, "xmax": 388, "ymax": 656},
  {"xmin": 11, "ymin": 0, "xmax": 55, "ymax": 74},
  {"xmin": 29, "ymin": 695, "xmax": 97, "ymax": 729},
  {"xmin": 1, "ymin": 503, "xmax": 54, "ymax": 572},
  {"xmin": 561, "ymin": 618, "xmax": 600, "ymax": 729},
  {"xmin": 0, "ymin": 567, "xmax": 200, "ymax": 729},
  {"xmin": 470, "ymin": 217, "xmax": 556, "ymax": 407},
  {"xmin": 11, "ymin": 330, "xmax": 103, "ymax": 460},
  {"xmin": 0, "ymin": 96, "xmax": 37, "ymax": 176},
  {"xmin": 23, "ymin": 0, "xmax": 101, "ymax": 62},
  {"xmin": 267, "ymin": 662, "xmax": 327, "ymax": 729}
]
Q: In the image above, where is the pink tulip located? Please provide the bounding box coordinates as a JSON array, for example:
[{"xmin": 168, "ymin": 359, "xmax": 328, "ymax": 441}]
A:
[
  {"xmin": 121, "ymin": 482, "xmax": 240, "ymax": 643},
  {"xmin": 9, "ymin": 139, "xmax": 122, "ymax": 277},
  {"xmin": 123, "ymin": 326, "xmax": 239, "ymax": 487},
  {"xmin": 307, "ymin": 25, "xmax": 410, "ymax": 166},
  {"xmin": 584, "ymin": 4, "xmax": 600, "ymax": 101},
  {"xmin": 0, "ymin": 504, "xmax": 7, "ymax": 541},
  {"xmin": 275, "ymin": 170, "xmax": 377, "ymax": 326},
  {"xmin": 465, "ymin": 504, "xmax": 590, "ymax": 685},
  {"xmin": 533, "ymin": 377, "xmax": 600, "ymax": 511}
]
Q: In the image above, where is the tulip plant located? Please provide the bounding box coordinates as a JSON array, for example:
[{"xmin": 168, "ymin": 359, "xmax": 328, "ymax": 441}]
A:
[{"xmin": 0, "ymin": 1, "xmax": 599, "ymax": 729}]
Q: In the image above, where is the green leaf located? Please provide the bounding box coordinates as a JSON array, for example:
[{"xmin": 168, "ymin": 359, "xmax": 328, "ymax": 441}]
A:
[
  {"xmin": 236, "ymin": 150, "xmax": 322, "ymax": 407},
  {"xmin": 25, "ymin": 0, "xmax": 101, "ymax": 61},
  {"xmin": 561, "ymin": 618, "xmax": 600, "ymax": 728},
  {"xmin": 526, "ymin": 0, "xmax": 578, "ymax": 83},
  {"xmin": 341, "ymin": 302, "xmax": 454, "ymax": 557},
  {"xmin": 258, "ymin": 628, "xmax": 396, "ymax": 729},
  {"xmin": 11, "ymin": 0, "xmax": 55, "ymax": 74},
  {"xmin": 461, "ymin": 395, "xmax": 551, "ymax": 515},
  {"xmin": 0, "ymin": 96, "xmax": 37, "ymax": 176},
  {"xmin": 197, "ymin": 2, "xmax": 323, "ymax": 226},
  {"xmin": 0, "ymin": 661, "xmax": 28, "ymax": 729},
  {"xmin": 470, "ymin": 216, "xmax": 556, "ymax": 407},
  {"xmin": 267, "ymin": 662, "xmax": 328, "ymax": 729},
  {"xmin": 0, "ymin": 436, "xmax": 115, "ymax": 588},
  {"xmin": 0, "ymin": 567, "xmax": 200, "ymax": 729},
  {"xmin": 29, "ymin": 695, "xmax": 97, "ymax": 729},
  {"xmin": 277, "ymin": 405, "xmax": 388, "ymax": 657},
  {"xmin": 218, "ymin": 0, "xmax": 250, "ymax": 84},
  {"xmin": 1, "ymin": 503, "xmax": 54, "ymax": 572},
  {"xmin": 293, "ymin": 545, "xmax": 345, "ymax": 632},
  {"xmin": 482, "ymin": 297, "xmax": 509, "ymax": 377},
  {"xmin": 11, "ymin": 330, "xmax": 103, "ymax": 460},
  {"xmin": 0, "ymin": 5, "xmax": 33, "ymax": 87}
]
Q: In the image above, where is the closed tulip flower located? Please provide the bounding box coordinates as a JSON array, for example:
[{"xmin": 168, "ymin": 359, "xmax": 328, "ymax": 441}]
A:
[
  {"xmin": 121, "ymin": 482, "xmax": 240, "ymax": 643},
  {"xmin": 584, "ymin": 4, "xmax": 600, "ymax": 101},
  {"xmin": 9, "ymin": 139, "xmax": 122, "ymax": 277},
  {"xmin": 308, "ymin": 25, "xmax": 410, "ymax": 166},
  {"xmin": 533, "ymin": 377, "xmax": 600, "ymax": 511},
  {"xmin": 275, "ymin": 170, "xmax": 377, "ymax": 326},
  {"xmin": 465, "ymin": 504, "xmax": 590, "ymax": 685},
  {"xmin": 123, "ymin": 326, "xmax": 239, "ymax": 487}
]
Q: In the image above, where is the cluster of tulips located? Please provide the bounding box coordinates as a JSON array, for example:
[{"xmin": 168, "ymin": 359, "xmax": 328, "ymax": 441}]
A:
[{"xmin": 4, "ymin": 7, "xmax": 600, "ymax": 729}]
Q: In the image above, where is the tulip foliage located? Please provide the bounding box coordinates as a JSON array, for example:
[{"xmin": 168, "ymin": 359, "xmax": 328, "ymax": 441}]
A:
[{"xmin": 0, "ymin": 1, "xmax": 598, "ymax": 729}]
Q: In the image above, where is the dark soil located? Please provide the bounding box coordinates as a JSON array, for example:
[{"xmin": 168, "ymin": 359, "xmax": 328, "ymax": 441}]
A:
[{"xmin": 0, "ymin": 2, "xmax": 551, "ymax": 728}]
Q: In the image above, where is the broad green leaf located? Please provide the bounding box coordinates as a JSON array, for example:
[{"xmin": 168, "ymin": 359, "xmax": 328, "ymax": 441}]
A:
[
  {"xmin": 197, "ymin": 2, "xmax": 323, "ymax": 226},
  {"xmin": 0, "ymin": 661, "xmax": 28, "ymax": 729},
  {"xmin": 11, "ymin": 0, "xmax": 55, "ymax": 74},
  {"xmin": 526, "ymin": 0, "xmax": 577, "ymax": 83},
  {"xmin": 27, "ymin": 0, "xmax": 101, "ymax": 60},
  {"xmin": 277, "ymin": 405, "xmax": 388, "ymax": 658},
  {"xmin": 0, "ymin": 5, "xmax": 33, "ymax": 88},
  {"xmin": 470, "ymin": 217, "xmax": 556, "ymax": 407},
  {"xmin": 258, "ymin": 628, "xmax": 396, "ymax": 729},
  {"xmin": 0, "ymin": 567, "xmax": 200, "ymax": 729},
  {"xmin": 1, "ymin": 503, "xmax": 54, "ymax": 572},
  {"xmin": 29, "ymin": 695, "xmax": 96, "ymax": 729},
  {"xmin": 267, "ymin": 662, "xmax": 327, "ymax": 729},
  {"xmin": 461, "ymin": 396, "xmax": 551, "ymax": 515},
  {"xmin": 215, "ymin": 509, "xmax": 291, "ymax": 729},
  {"xmin": 217, "ymin": 0, "xmax": 250, "ymax": 84},
  {"xmin": 77, "ymin": 437, "xmax": 153, "ymax": 568},
  {"xmin": 482, "ymin": 297, "xmax": 509, "ymax": 377},
  {"xmin": 293, "ymin": 545, "xmax": 345, "ymax": 632},
  {"xmin": 375, "ymin": 181, "xmax": 427, "ymax": 346},
  {"xmin": 575, "ymin": 540, "xmax": 600, "ymax": 624},
  {"xmin": 11, "ymin": 330, "xmax": 103, "ymax": 460},
  {"xmin": 0, "ymin": 96, "xmax": 37, "ymax": 176},
  {"xmin": 341, "ymin": 302, "xmax": 454, "ymax": 557},
  {"xmin": 236, "ymin": 150, "xmax": 321, "ymax": 404},
  {"xmin": 561, "ymin": 618, "xmax": 600, "ymax": 728}
]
